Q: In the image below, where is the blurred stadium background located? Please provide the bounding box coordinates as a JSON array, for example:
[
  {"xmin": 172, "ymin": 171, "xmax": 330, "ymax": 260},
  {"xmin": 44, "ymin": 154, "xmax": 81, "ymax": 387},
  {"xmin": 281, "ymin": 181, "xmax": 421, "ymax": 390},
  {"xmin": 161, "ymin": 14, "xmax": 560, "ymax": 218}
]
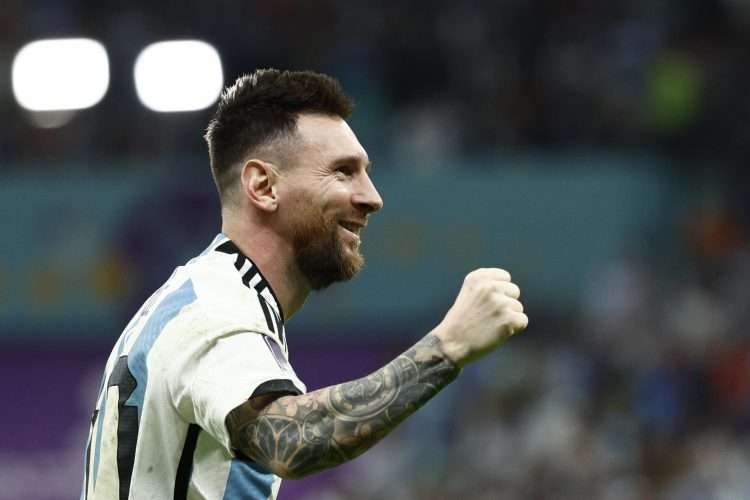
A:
[{"xmin": 2, "ymin": 1, "xmax": 750, "ymax": 499}]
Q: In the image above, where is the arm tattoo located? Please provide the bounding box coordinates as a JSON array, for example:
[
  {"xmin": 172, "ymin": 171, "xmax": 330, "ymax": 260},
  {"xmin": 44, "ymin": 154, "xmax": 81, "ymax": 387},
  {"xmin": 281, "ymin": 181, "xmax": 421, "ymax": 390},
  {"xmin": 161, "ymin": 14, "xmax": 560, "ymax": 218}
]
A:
[{"xmin": 226, "ymin": 334, "xmax": 460, "ymax": 479}]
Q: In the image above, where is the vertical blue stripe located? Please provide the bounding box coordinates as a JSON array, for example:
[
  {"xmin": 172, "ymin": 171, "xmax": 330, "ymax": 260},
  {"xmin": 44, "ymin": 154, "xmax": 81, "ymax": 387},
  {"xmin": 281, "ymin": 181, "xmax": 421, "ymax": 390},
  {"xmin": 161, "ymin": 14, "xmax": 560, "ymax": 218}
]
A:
[
  {"xmin": 126, "ymin": 279, "xmax": 197, "ymax": 414},
  {"xmin": 117, "ymin": 269, "xmax": 178, "ymax": 359},
  {"xmin": 89, "ymin": 279, "xmax": 197, "ymax": 489},
  {"xmin": 222, "ymin": 459, "xmax": 275, "ymax": 500}
]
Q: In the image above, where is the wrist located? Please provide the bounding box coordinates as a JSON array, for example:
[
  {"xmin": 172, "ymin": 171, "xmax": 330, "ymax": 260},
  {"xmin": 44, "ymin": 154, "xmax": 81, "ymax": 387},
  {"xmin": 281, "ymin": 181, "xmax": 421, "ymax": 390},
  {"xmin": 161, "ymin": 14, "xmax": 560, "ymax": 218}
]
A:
[{"xmin": 427, "ymin": 326, "xmax": 468, "ymax": 370}]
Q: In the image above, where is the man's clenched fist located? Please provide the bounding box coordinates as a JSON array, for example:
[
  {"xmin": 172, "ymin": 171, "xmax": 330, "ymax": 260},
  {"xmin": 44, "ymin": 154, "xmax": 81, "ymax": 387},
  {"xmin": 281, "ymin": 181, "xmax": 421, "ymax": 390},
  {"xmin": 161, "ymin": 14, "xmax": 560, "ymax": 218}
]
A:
[{"xmin": 432, "ymin": 268, "xmax": 528, "ymax": 368}]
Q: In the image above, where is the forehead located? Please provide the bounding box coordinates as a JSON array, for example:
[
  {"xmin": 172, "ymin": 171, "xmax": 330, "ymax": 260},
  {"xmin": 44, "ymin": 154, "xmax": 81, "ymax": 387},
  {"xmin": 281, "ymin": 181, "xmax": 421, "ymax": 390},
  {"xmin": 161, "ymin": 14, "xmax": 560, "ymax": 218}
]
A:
[{"xmin": 294, "ymin": 113, "xmax": 368, "ymax": 164}]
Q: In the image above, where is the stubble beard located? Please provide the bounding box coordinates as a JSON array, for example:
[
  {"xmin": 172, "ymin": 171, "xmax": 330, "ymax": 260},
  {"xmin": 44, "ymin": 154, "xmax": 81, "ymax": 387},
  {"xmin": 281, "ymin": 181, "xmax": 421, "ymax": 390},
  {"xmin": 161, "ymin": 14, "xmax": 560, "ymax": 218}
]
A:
[{"xmin": 291, "ymin": 206, "xmax": 365, "ymax": 290}]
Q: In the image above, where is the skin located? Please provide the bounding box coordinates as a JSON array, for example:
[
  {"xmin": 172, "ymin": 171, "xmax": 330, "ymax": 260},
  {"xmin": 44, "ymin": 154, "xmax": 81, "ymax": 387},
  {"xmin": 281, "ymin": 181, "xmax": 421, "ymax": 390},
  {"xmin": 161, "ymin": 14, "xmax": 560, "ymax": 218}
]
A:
[
  {"xmin": 221, "ymin": 113, "xmax": 528, "ymax": 479},
  {"xmin": 221, "ymin": 113, "xmax": 382, "ymax": 317}
]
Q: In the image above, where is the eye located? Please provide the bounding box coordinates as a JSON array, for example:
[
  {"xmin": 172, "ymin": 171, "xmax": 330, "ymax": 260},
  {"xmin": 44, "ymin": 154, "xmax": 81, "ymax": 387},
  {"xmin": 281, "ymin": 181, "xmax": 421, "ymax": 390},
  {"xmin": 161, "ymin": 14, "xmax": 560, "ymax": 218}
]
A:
[{"xmin": 334, "ymin": 165, "xmax": 354, "ymax": 177}]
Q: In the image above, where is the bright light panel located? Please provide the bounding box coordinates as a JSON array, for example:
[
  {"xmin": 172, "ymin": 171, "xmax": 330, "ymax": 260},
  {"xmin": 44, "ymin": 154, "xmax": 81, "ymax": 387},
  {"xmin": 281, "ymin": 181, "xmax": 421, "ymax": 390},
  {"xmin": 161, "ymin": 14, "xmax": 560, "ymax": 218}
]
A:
[
  {"xmin": 12, "ymin": 38, "xmax": 109, "ymax": 111},
  {"xmin": 134, "ymin": 40, "xmax": 223, "ymax": 112}
]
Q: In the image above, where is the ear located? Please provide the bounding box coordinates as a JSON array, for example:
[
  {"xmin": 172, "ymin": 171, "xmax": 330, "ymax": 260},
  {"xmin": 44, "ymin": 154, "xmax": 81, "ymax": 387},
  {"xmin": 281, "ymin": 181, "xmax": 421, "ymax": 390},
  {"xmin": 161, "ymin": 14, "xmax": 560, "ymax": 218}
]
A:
[{"xmin": 239, "ymin": 159, "xmax": 280, "ymax": 212}]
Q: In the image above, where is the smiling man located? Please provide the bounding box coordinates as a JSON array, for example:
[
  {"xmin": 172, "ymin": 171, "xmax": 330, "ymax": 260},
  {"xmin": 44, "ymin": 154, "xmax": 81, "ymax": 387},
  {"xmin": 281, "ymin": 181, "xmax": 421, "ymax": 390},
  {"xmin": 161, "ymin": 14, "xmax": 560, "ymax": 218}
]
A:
[{"xmin": 81, "ymin": 69, "xmax": 528, "ymax": 500}]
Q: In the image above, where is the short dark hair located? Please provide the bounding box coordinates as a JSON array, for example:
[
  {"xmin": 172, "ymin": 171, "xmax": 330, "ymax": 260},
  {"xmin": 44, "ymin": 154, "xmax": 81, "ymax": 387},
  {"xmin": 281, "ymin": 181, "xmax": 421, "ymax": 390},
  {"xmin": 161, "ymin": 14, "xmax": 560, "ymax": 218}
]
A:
[{"xmin": 204, "ymin": 69, "xmax": 354, "ymax": 204}]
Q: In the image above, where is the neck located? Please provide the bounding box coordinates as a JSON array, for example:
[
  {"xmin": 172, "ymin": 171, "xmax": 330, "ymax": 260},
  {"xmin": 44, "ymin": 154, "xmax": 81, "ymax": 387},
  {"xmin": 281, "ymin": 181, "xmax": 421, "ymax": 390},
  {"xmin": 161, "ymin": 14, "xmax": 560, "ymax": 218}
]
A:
[{"xmin": 221, "ymin": 213, "xmax": 311, "ymax": 320}]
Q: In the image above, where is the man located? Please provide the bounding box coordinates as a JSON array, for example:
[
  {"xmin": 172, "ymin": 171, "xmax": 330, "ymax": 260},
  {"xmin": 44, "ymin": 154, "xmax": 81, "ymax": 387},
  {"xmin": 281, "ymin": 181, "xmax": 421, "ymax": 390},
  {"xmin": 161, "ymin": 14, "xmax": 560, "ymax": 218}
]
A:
[{"xmin": 81, "ymin": 69, "xmax": 528, "ymax": 500}]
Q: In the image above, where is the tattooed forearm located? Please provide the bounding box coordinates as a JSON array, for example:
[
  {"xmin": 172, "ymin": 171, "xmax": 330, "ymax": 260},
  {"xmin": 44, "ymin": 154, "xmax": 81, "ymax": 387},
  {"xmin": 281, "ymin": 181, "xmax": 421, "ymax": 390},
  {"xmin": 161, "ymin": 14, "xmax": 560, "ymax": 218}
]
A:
[{"xmin": 226, "ymin": 334, "xmax": 460, "ymax": 479}]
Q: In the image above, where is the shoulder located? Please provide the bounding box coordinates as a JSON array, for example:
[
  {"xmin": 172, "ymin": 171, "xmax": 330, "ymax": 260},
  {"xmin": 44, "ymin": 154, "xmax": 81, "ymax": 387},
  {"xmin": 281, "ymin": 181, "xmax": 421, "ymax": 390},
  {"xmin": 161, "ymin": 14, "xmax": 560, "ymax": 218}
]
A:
[
  {"xmin": 146, "ymin": 235, "xmax": 286, "ymax": 351},
  {"xmin": 177, "ymin": 250, "xmax": 273, "ymax": 337}
]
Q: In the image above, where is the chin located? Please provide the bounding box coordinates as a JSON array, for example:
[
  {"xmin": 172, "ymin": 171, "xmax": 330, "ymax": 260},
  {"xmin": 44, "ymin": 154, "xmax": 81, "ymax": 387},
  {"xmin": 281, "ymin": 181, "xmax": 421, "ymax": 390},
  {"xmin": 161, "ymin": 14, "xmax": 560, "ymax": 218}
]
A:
[
  {"xmin": 294, "ymin": 224, "xmax": 366, "ymax": 290},
  {"xmin": 305, "ymin": 252, "xmax": 364, "ymax": 291}
]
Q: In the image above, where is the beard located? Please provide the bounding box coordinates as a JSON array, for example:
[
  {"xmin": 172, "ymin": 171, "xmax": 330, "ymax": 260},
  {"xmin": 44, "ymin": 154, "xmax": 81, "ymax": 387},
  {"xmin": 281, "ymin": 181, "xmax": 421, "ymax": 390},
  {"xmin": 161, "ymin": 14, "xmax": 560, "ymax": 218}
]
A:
[{"xmin": 290, "ymin": 204, "xmax": 365, "ymax": 290}]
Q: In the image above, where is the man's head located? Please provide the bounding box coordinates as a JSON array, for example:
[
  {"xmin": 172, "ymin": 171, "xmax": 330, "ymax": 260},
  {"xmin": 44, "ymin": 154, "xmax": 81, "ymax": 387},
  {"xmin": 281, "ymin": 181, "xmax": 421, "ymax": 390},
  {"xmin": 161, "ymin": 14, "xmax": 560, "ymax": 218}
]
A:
[
  {"xmin": 205, "ymin": 69, "xmax": 354, "ymax": 204},
  {"xmin": 205, "ymin": 69, "xmax": 383, "ymax": 290}
]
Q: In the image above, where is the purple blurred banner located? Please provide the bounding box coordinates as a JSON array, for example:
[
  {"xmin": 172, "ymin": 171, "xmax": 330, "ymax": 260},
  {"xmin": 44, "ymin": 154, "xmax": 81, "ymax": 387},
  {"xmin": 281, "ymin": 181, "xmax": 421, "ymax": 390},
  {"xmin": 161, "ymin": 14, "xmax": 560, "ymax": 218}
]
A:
[{"xmin": 0, "ymin": 341, "xmax": 393, "ymax": 500}]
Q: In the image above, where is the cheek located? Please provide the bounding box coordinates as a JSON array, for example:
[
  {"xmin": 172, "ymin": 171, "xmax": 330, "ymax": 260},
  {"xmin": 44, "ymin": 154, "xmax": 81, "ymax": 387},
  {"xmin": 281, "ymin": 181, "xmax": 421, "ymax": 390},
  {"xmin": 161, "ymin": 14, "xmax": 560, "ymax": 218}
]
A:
[
  {"xmin": 283, "ymin": 179, "xmax": 349, "ymax": 224},
  {"xmin": 322, "ymin": 185, "xmax": 352, "ymax": 212}
]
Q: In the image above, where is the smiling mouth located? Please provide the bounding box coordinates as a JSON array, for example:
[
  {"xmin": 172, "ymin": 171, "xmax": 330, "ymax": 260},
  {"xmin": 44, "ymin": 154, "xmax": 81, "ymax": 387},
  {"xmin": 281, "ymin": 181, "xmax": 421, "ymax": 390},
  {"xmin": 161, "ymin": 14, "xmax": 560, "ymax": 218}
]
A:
[{"xmin": 338, "ymin": 221, "xmax": 364, "ymax": 237}]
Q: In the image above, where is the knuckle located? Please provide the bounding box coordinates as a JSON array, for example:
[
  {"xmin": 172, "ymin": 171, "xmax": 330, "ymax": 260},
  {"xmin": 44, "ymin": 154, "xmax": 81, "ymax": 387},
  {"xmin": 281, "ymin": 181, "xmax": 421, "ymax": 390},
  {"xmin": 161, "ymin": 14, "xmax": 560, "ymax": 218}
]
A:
[
  {"xmin": 479, "ymin": 281, "xmax": 496, "ymax": 295},
  {"xmin": 489, "ymin": 289, "xmax": 506, "ymax": 305},
  {"xmin": 467, "ymin": 268, "xmax": 512, "ymax": 282},
  {"xmin": 465, "ymin": 269, "xmax": 482, "ymax": 283}
]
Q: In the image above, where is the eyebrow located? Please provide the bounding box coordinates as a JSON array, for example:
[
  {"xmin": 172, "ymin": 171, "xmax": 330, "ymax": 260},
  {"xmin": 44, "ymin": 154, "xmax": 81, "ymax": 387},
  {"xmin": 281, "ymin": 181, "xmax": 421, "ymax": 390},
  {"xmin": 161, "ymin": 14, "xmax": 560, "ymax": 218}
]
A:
[{"xmin": 332, "ymin": 155, "xmax": 373, "ymax": 173}]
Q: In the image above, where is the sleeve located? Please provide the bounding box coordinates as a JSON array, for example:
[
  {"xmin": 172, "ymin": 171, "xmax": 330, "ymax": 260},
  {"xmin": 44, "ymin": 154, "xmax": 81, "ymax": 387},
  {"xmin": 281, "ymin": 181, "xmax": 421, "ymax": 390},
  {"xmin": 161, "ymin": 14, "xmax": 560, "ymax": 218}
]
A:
[{"xmin": 176, "ymin": 330, "xmax": 306, "ymax": 453}]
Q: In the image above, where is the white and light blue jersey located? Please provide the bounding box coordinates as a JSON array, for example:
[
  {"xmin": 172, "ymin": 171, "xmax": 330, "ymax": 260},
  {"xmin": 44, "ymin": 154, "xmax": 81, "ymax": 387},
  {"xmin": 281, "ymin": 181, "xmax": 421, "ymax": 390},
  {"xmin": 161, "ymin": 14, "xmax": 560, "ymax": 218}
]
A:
[{"xmin": 82, "ymin": 234, "xmax": 306, "ymax": 500}]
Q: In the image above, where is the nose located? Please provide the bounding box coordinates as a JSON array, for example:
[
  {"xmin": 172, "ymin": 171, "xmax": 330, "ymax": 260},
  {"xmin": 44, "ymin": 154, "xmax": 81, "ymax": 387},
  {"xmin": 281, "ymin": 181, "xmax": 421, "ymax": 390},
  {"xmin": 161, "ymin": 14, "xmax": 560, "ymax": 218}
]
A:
[{"xmin": 353, "ymin": 173, "xmax": 384, "ymax": 214}]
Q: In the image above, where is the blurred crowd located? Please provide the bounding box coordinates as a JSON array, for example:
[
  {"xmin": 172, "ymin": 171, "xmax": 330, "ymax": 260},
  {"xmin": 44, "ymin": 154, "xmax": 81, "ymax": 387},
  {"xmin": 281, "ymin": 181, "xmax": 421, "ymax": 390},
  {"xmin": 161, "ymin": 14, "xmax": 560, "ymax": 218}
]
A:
[
  {"xmin": 306, "ymin": 198, "xmax": 750, "ymax": 499},
  {"xmin": 1, "ymin": 0, "xmax": 749, "ymax": 179}
]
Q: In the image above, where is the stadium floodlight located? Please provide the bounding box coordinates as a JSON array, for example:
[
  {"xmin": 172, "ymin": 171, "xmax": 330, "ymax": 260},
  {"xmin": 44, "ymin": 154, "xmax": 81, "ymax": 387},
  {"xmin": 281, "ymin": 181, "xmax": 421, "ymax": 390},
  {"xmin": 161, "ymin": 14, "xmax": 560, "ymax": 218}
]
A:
[
  {"xmin": 12, "ymin": 38, "xmax": 109, "ymax": 112},
  {"xmin": 134, "ymin": 40, "xmax": 223, "ymax": 112}
]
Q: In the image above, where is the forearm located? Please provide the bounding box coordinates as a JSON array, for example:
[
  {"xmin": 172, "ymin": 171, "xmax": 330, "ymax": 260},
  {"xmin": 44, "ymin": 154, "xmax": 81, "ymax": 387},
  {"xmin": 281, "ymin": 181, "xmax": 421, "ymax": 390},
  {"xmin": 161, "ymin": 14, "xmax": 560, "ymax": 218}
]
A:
[{"xmin": 226, "ymin": 333, "xmax": 460, "ymax": 479}]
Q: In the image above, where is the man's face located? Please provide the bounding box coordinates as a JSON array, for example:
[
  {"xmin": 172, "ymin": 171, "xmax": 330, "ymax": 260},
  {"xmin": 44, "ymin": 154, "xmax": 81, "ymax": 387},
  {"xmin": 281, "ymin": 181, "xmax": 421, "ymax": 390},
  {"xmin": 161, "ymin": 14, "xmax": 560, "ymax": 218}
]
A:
[{"xmin": 278, "ymin": 114, "xmax": 383, "ymax": 290}]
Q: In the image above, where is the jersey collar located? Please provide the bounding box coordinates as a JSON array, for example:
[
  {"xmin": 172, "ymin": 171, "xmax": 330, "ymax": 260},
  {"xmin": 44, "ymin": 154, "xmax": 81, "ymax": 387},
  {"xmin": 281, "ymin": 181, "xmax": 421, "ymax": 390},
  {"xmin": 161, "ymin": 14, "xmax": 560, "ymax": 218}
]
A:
[{"xmin": 212, "ymin": 234, "xmax": 285, "ymax": 325}]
